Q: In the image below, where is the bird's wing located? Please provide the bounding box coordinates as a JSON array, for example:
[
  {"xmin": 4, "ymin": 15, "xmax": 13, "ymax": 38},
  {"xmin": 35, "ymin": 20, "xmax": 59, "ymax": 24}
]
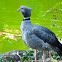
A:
[{"xmin": 32, "ymin": 25, "xmax": 59, "ymax": 46}]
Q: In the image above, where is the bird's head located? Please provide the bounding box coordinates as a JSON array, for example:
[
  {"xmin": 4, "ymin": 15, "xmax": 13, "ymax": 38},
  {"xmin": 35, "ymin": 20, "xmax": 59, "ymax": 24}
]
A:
[{"xmin": 17, "ymin": 6, "xmax": 33, "ymax": 18}]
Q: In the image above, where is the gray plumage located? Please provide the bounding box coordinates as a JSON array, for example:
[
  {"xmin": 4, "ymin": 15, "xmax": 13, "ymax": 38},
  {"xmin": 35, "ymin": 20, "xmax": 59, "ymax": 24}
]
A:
[{"xmin": 18, "ymin": 6, "xmax": 62, "ymax": 56}]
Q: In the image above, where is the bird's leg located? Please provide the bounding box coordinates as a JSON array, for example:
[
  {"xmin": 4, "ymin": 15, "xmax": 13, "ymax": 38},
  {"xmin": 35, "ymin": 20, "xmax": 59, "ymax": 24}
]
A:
[
  {"xmin": 42, "ymin": 51, "xmax": 46, "ymax": 62},
  {"xmin": 49, "ymin": 50, "xmax": 51, "ymax": 58},
  {"xmin": 35, "ymin": 49, "xmax": 37, "ymax": 62}
]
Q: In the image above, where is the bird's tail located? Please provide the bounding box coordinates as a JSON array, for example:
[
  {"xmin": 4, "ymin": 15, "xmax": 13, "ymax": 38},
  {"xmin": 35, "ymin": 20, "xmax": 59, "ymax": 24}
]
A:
[{"xmin": 57, "ymin": 41, "xmax": 62, "ymax": 56}]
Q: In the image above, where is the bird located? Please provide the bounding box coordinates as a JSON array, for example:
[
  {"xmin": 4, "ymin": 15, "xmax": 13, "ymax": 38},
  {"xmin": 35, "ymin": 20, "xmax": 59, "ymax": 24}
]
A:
[{"xmin": 17, "ymin": 6, "xmax": 62, "ymax": 62}]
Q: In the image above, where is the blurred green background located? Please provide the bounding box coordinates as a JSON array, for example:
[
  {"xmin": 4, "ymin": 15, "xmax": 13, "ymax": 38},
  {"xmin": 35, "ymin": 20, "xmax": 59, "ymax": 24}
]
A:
[{"xmin": 0, "ymin": 0, "xmax": 62, "ymax": 53}]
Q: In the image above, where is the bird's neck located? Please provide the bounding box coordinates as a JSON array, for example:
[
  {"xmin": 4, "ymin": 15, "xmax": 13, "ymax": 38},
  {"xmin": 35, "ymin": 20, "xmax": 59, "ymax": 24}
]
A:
[
  {"xmin": 22, "ymin": 17, "xmax": 32, "ymax": 26},
  {"xmin": 23, "ymin": 17, "xmax": 30, "ymax": 21},
  {"xmin": 24, "ymin": 17, "xmax": 30, "ymax": 19}
]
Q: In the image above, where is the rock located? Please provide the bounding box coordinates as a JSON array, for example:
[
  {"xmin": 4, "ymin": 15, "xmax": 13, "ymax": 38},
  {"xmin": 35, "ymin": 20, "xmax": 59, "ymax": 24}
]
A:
[{"xmin": 0, "ymin": 50, "xmax": 26, "ymax": 62}]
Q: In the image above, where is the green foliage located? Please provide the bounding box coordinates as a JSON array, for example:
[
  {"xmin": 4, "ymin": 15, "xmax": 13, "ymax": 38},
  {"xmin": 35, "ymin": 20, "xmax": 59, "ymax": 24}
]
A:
[
  {"xmin": 20, "ymin": 50, "xmax": 35, "ymax": 61},
  {"xmin": 20, "ymin": 50, "xmax": 62, "ymax": 61},
  {"xmin": 52, "ymin": 52, "xmax": 61, "ymax": 60}
]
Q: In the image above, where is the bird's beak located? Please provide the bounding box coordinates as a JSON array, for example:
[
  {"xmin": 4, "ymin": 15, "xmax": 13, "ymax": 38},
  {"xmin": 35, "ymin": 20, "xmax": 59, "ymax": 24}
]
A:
[
  {"xmin": 17, "ymin": 8, "xmax": 23, "ymax": 12},
  {"xmin": 17, "ymin": 9, "xmax": 20, "ymax": 12}
]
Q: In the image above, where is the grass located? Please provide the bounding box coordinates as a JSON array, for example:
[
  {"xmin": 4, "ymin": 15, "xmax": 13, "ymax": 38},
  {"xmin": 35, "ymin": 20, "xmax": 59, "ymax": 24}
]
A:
[{"xmin": 0, "ymin": 0, "xmax": 62, "ymax": 53}]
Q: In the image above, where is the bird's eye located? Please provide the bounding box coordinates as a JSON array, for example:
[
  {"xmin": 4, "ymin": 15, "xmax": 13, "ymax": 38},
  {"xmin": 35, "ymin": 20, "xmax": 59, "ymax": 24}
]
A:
[{"xmin": 21, "ymin": 8, "xmax": 23, "ymax": 10}]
